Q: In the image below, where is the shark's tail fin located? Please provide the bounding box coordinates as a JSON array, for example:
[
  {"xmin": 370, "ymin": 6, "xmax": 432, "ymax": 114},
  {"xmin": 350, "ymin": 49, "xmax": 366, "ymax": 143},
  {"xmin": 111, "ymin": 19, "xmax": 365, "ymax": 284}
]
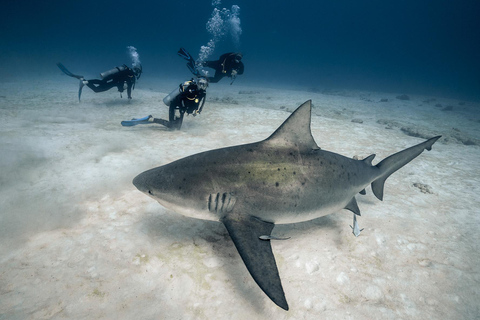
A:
[{"xmin": 371, "ymin": 136, "xmax": 441, "ymax": 201}]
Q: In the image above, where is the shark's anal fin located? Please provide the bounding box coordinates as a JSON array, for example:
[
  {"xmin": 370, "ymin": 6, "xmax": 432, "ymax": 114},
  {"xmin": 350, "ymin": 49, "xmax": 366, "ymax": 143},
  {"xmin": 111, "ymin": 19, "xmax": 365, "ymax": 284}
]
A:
[
  {"xmin": 344, "ymin": 197, "xmax": 361, "ymax": 216},
  {"xmin": 221, "ymin": 213, "xmax": 289, "ymax": 311}
]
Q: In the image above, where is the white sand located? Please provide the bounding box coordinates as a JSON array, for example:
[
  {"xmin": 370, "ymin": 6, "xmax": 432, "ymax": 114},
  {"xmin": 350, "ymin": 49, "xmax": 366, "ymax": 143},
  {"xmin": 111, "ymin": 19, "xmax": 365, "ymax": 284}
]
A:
[{"xmin": 1, "ymin": 78, "xmax": 479, "ymax": 319}]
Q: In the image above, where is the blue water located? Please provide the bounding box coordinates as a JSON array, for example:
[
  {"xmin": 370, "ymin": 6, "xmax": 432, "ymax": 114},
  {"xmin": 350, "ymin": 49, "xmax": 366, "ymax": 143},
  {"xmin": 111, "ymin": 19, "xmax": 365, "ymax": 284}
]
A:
[{"xmin": 1, "ymin": 0, "xmax": 479, "ymax": 100}]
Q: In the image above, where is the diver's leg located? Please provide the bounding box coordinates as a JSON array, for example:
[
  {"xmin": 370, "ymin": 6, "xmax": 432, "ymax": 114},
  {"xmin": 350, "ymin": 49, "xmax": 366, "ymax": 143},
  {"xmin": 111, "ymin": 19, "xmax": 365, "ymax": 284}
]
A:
[
  {"xmin": 169, "ymin": 105, "xmax": 185, "ymax": 130},
  {"xmin": 85, "ymin": 80, "xmax": 115, "ymax": 93},
  {"xmin": 202, "ymin": 61, "xmax": 217, "ymax": 69},
  {"xmin": 208, "ymin": 71, "xmax": 223, "ymax": 83},
  {"xmin": 152, "ymin": 118, "xmax": 171, "ymax": 128}
]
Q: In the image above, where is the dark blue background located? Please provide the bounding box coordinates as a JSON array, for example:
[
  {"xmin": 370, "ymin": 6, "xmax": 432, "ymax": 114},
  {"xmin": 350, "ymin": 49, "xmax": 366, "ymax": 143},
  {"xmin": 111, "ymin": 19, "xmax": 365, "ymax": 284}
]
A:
[{"xmin": 1, "ymin": 0, "xmax": 479, "ymax": 99}]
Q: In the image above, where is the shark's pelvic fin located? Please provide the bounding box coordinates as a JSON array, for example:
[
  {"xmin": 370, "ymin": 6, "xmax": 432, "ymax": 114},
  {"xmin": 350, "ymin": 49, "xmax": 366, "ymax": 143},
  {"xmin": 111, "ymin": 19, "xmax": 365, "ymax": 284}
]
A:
[
  {"xmin": 371, "ymin": 136, "xmax": 441, "ymax": 201},
  {"xmin": 221, "ymin": 213, "xmax": 289, "ymax": 311},
  {"xmin": 344, "ymin": 197, "xmax": 361, "ymax": 216},
  {"xmin": 264, "ymin": 100, "xmax": 320, "ymax": 152}
]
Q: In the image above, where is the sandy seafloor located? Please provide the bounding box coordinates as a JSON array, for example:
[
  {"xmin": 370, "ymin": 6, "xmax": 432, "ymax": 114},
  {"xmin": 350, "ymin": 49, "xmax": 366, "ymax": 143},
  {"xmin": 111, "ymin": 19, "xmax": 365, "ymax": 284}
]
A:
[{"xmin": 1, "ymin": 77, "xmax": 479, "ymax": 320}]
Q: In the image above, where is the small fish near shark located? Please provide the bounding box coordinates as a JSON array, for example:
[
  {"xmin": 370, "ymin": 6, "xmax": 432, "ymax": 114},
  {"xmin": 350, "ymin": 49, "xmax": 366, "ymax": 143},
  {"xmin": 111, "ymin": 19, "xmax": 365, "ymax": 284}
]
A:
[{"xmin": 133, "ymin": 100, "xmax": 440, "ymax": 310}]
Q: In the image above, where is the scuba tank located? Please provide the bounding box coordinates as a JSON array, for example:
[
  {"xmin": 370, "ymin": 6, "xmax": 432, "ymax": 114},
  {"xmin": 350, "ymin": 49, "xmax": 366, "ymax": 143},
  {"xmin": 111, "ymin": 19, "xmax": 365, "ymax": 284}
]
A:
[
  {"xmin": 163, "ymin": 87, "xmax": 181, "ymax": 106},
  {"xmin": 100, "ymin": 65, "xmax": 128, "ymax": 79}
]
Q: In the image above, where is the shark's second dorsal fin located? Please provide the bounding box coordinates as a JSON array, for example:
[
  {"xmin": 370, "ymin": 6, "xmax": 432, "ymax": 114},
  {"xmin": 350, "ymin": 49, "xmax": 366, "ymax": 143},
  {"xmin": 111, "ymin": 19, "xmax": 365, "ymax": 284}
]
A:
[
  {"xmin": 363, "ymin": 154, "xmax": 376, "ymax": 166},
  {"xmin": 264, "ymin": 100, "xmax": 320, "ymax": 151}
]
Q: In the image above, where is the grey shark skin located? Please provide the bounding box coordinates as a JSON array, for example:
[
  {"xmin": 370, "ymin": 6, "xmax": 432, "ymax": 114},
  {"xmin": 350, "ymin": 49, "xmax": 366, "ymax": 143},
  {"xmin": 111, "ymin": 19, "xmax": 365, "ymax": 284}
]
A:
[{"xmin": 133, "ymin": 100, "xmax": 440, "ymax": 310}]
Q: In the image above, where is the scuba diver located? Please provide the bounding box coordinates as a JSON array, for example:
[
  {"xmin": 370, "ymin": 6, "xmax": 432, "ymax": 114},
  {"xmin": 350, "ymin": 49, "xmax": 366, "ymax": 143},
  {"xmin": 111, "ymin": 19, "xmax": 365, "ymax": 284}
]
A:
[
  {"xmin": 56, "ymin": 63, "xmax": 142, "ymax": 101},
  {"xmin": 178, "ymin": 48, "xmax": 244, "ymax": 85},
  {"xmin": 121, "ymin": 77, "xmax": 208, "ymax": 130}
]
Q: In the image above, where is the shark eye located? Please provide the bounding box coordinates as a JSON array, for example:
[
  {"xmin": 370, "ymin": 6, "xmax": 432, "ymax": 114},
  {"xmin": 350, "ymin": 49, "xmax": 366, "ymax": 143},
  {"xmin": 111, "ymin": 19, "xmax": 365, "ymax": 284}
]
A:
[{"xmin": 148, "ymin": 190, "xmax": 153, "ymax": 195}]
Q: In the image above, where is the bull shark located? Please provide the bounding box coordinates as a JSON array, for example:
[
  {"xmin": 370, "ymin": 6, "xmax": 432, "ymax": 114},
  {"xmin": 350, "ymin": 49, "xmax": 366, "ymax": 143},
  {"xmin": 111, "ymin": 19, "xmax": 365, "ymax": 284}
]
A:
[{"xmin": 133, "ymin": 100, "xmax": 440, "ymax": 310}]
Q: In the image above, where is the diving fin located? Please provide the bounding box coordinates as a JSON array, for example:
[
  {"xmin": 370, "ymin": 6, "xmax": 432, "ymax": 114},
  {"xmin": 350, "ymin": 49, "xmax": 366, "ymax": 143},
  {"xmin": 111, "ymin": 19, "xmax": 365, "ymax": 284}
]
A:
[
  {"xmin": 121, "ymin": 115, "xmax": 153, "ymax": 126},
  {"xmin": 177, "ymin": 47, "xmax": 193, "ymax": 61},
  {"xmin": 57, "ymin": 63, "xmax": 84, "ymax": 80},
  {"xmin": 187, "ymin": 62, "xmax": 200, "ymax": 77},
  {"xmin": 177, "ymin": 48, "xmax": 200, "ymax": 76},
  {"xmin": 78, "ymin": 80, "xmax": 84, "ymax": 101}
]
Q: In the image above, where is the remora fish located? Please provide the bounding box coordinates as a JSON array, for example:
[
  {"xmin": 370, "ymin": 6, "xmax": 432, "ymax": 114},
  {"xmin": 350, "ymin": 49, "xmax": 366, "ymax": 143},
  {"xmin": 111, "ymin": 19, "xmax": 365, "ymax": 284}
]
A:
[{"xmin": 133, "ymin": 100, "xmax": 440, "ymax": 310}]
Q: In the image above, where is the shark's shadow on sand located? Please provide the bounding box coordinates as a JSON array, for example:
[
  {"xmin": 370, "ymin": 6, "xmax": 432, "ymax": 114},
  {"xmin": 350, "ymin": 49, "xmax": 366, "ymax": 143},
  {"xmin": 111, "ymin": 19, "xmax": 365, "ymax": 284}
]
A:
[{"xmin": 132, "ymin": 100, "xmax": 441, "ymax": 310}]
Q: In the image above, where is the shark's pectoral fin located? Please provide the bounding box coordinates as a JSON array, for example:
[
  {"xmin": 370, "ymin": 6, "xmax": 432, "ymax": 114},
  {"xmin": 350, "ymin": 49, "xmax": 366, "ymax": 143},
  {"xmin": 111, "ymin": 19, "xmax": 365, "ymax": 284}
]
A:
[
  {"xmin": 221, "ymin": 213, "xmax": 289, "ymax": 311},
  {"xmin": 344, "ymin": 197, "xmax": 361, "ymax": 216}
]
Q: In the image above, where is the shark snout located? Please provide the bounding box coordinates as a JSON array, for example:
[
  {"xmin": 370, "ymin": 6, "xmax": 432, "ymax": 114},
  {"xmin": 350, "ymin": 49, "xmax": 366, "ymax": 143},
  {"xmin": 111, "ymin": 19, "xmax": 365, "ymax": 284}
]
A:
[{"xmin": 133, "ymin": 172, "xmax": 150, "ymax": 194}]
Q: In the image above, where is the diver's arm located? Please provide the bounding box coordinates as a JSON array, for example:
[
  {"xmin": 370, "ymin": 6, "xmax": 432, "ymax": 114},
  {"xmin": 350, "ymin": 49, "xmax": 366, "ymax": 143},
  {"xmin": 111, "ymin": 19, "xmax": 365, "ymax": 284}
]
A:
[
  {"xmin": 237, "ymin": 62, "xmax": 244, "ymax": 75},
  {"xmin": 127, "ymin": 82, "xmax": 133, "ymax": 99},
  {"xmin": 127, "ymin": 73, "xmax": 135, "ymax": 99},
  {"xmin": 198, "ymin": 95, "xmax": 206, "ymax": 113}
]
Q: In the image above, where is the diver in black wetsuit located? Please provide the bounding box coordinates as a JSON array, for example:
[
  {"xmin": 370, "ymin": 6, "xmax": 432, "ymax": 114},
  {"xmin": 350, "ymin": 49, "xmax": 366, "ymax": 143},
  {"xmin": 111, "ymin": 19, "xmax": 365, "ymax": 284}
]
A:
[
  {"xmin": 203, "ymin": 52, "xmax": 244, "ymax": 83},
  {"xmin": 121, "ymin": 77, "xmax": 208, "ymax": 130},
  {"xmin": 177, "ymin": 48, "xmax": 244, "ymax": 84},
  {"xmin": 57, "ymin": 63, "xmax": 142, "ymax": 101}
]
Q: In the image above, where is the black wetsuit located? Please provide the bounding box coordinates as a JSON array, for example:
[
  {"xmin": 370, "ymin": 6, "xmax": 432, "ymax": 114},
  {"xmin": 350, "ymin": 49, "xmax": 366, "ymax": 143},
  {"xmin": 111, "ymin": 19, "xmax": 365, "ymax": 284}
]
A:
[
  {"xmin": 154, "ymin": 81, "xmax": 206, "ymax": 130},
  {"xmin": 203, "ymin": 53, "xmax": 244, "ymax": 83},
  {"xmin": 86, "ymin": 65, "xmax": 137, "ymax": 99}
]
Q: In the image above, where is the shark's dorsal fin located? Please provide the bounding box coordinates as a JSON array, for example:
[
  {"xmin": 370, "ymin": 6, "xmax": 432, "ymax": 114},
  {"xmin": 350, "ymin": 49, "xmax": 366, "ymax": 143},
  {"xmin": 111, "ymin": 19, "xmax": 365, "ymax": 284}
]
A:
[
  {"xmin": 221, "ymin": 213, "xmax": 289, "ymax": 310},
  {"xmin": 264, "ymin": 100, "xmax": 320, "ymax": 151}
]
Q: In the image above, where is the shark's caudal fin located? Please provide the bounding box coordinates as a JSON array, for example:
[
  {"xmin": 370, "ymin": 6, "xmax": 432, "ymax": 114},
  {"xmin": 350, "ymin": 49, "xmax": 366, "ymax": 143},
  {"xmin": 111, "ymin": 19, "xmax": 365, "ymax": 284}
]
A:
[
  {"xmin": 264, "ymin": 100, "xmax": 320, "ymax": 152},
  {"xmin": 371, "ymin": 136, "xmax": 441, "ymax": 200}
]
